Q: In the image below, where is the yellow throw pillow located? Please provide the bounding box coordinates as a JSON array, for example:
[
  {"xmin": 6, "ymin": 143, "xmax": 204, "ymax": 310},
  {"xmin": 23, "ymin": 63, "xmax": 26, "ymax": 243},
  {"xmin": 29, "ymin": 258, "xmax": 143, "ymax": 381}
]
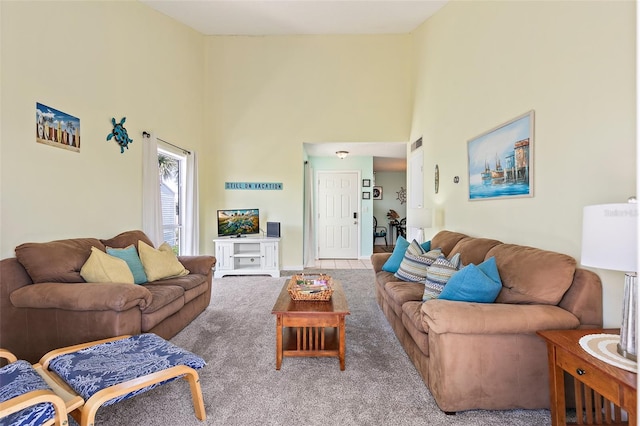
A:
[
  {"xmin": 80, "ymin": 246, "xmax": 135, "ymax": 284},
  {"xmin": 138, "ymin": 241, "xmax": 189, "ymax": 282}
]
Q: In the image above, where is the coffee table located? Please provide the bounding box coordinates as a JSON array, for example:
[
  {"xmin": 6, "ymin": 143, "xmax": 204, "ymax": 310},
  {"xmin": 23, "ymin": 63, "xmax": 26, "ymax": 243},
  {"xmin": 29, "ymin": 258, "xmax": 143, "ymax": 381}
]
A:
[{"xmin": 271, "ymin": 278, "xmax": 350, "ymax": 370}]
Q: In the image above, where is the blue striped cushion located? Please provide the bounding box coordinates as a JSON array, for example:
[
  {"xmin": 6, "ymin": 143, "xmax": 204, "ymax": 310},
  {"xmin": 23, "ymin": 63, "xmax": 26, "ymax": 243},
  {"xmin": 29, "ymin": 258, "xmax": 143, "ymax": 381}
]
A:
[
  {"xmin": 394, "ymin": 241, "xmax": 442, "ymax": 282},
  {"xmin": 422, "ymin": 253, "xmax": 462, "ymax": 301}
]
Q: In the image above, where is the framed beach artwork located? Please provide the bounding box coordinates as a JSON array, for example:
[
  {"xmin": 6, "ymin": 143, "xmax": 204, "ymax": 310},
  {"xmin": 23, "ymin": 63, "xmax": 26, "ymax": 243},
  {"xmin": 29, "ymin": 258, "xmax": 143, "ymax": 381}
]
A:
[
  {"xmin": 36, "ymin": 102, "xmax": 81, "ymax": 153},
  {"xmin": 467, "ymin": 111, "xmax": 534, "ymax": 201}
]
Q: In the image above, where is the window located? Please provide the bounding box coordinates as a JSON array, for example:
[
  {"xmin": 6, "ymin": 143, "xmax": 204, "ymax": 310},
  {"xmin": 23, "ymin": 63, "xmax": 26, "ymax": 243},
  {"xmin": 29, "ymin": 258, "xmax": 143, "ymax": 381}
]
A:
[{"xmin": 158, "ymin": 148, "xmax": 187, "ymax": 254}]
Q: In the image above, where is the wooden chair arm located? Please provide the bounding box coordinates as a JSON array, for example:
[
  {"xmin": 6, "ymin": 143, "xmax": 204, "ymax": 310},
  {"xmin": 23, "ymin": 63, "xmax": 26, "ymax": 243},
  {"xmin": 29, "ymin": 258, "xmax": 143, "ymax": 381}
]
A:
[
  {"xmin": 0, "ymin": 349, "xmax": 17, "ymax": 363},
  {"xmin": 0, "ymin": 389, "xmax": 68, "ymax": 426}
]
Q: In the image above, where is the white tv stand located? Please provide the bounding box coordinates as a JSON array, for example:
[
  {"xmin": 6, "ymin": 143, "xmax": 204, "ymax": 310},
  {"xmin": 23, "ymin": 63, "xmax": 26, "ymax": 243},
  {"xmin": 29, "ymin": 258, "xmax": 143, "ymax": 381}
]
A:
[{"xmin": 213, "ymin": 236, "xmax": 280, "ymax": 278}]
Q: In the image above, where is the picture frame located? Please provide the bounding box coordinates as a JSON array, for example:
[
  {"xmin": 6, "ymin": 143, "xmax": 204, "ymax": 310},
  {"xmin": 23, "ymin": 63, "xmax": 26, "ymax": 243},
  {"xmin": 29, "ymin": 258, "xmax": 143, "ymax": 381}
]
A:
[
  {"xmin": 362, "ymin": 179, "xmax": 371, "ymax": 187},
  {"xmin": 373, "ymin": 186, "xmax": 383, "ymax": 200},
  {"xmin": 362, "ymin": 191, "xmax": 371, "ymax": 200},
  {"xmin": 467, "ymin": 110, "xmax": 534, "ymax": 201},
  {"xmin": 36, "ymin": 102, "xmax": 81, "ymax": 153}
]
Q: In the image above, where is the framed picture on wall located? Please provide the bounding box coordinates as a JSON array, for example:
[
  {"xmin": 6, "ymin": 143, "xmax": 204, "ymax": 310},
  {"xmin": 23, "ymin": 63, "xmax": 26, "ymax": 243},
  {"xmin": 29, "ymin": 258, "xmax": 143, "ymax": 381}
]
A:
[
  {"xmin": 467, "ymin": 110, "xmax": 534, "ymax": 201},
  {"xmin": 373, "ymin": 186, "xmax": 383, "ymax": 200},
  {"xmin": 362, "ymin": 191, "xmax": 370, "ymax": 200},
  {"xmin": 362, "ymin": 179, "xmax": 371, "ymax": 187},
  {"xmin": 36, "ymin": 102, "xmax": 81, "ymax": 153}
]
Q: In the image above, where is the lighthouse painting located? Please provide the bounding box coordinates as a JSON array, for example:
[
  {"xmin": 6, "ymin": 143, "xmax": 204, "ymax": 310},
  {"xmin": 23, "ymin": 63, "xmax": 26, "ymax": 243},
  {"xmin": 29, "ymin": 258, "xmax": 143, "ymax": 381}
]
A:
[{"xmin": 467, "ymin": 111, "xmax": 534, "ymax": 200}]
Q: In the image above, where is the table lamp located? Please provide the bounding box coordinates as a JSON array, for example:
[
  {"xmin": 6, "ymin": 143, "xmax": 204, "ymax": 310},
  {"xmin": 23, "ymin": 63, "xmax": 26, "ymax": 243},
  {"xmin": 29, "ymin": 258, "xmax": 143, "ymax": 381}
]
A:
[
  {"xmin": 581, "ymin": 200, "xmax": 638, "ymax": 361},
  {"xmin": 409, "ymin": 209, "xmax": 432, "ymax": 244}
]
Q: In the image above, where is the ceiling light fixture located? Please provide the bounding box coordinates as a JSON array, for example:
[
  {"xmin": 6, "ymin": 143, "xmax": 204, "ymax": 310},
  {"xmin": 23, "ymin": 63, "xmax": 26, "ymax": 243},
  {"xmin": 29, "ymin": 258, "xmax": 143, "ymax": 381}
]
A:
[{"xmin": 336, "ymin": 151, "xmax": 349, "ymax": 159}]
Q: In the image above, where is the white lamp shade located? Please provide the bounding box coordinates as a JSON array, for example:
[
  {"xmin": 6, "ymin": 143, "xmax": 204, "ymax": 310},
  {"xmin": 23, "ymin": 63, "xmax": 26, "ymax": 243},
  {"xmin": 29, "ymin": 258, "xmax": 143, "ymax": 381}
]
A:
[
  {"xmin": 581, "ymin": 203, "xmax": 638, "ymax": 272},
  {"xmin": 407, "ymin": 209, "xmax": 433, "ymax": 244}
]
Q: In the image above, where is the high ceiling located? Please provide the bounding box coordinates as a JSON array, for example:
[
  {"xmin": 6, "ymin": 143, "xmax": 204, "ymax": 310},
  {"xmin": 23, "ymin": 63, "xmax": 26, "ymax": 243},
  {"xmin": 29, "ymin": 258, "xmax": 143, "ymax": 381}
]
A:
[
  {"xmin": 139, "ymin": 1, "xmax": 448, "ymax": 36},
  {"xmin": 139, "ymin": 0, "xmax": 446, "ymax": 171}
]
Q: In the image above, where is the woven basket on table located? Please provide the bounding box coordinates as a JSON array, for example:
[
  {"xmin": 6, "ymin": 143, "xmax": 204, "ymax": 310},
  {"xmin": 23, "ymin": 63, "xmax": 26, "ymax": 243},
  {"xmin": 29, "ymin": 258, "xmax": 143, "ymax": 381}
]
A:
[{"xmin": 287, "ymin": 274, "xmax": 333, "ymax": 302}]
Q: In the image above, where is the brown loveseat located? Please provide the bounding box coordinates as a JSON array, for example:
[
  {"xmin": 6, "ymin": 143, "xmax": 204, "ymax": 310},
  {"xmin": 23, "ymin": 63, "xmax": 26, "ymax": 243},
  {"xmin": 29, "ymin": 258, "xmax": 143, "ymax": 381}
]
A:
[
  {"xmin": 0, "ymin": 230, "xmax": 216, "ymax": 363},
  {"xmin": 372, "ymin": 230, "xmax": 602, "ymax": 413}
]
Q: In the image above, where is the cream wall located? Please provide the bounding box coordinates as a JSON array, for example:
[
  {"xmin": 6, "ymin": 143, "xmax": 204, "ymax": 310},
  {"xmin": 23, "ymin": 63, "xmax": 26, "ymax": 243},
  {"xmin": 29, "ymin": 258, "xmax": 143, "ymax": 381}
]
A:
[
  {"xmin": 202, "ymin": 36, "xmax": 412, "ymax": 269},
  {"xmin": 0, "ymin": 1, "xmax": 204, "ymax": 257},
  {"xmin": 409, "ymin": 1, "xmax": 636, "ymax": 327},
  {"xmin": 2, "ymin": 1, "xmax": 635, "ymax": 327}
]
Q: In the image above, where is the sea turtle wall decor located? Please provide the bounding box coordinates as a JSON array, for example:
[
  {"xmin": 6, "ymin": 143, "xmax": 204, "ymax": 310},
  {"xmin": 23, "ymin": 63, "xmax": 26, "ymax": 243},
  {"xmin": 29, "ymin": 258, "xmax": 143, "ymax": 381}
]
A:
[{"xmin": 106, "ymin": 117, "xmax": 133, "ymax": 153}]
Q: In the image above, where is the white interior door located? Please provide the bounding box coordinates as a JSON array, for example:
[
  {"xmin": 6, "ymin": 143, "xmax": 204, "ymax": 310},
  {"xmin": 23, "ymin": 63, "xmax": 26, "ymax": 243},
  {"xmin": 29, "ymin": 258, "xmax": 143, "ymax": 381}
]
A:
[{"xmin": 317, "ymin": 171, "xmax": 359, "ymax": 259}]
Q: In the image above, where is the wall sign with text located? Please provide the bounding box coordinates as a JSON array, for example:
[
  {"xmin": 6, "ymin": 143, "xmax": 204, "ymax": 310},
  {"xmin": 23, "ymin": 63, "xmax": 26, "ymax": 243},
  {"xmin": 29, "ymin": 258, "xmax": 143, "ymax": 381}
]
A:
[{"xmin": 225, "ymin": 182, "xmax": 283, "ymax": 190}]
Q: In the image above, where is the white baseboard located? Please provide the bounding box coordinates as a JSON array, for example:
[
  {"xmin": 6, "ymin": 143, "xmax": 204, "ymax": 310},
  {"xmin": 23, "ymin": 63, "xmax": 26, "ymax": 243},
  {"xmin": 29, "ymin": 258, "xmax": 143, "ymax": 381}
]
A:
[{"xmin": 282, "ymin": 264, "xmax": 304, "ymax": 271}]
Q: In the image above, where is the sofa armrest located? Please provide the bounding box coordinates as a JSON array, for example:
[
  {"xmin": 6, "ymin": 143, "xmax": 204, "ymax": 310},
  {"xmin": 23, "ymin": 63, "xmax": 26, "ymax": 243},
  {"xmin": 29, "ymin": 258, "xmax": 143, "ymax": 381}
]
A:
[
  {"xmin": 10, "ymin": 282, "xmax": 152, "ymax": 312},
  {"xmin": 371, "ymin": 253, "xmax": 392, "ymax": 273},
  {"xmin": 177, "ymin": 255, "xmax": 216, "ymax": 275},
  {"xmin": 422, "ymin": 299, "xmax": 580, "ymax": 335}
]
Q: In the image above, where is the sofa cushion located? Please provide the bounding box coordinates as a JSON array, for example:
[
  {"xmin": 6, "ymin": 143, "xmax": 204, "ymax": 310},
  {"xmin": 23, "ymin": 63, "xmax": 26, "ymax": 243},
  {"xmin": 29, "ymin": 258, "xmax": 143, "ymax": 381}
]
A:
[
  {"xmin": 438, "ymin": 256, "xmax": 502, "ymax": 303},
  {"xmin": 402, "ymin": 300, "xmax": 429, "ymax": 334},
  {"xmin": 422, "ymin": 253, "xmax": 461, "ymax": 301},
  {"xmin": 138, "ymin": 241, "xmax": 189, "ymax": 282},
  {"xmin": 376, "ymin": 270, "xmax": 398, "ymax": 287},
  {"xmin": 142, "ymin": 285, "xmax": 184, "ymax": 314},
  {"xmin": 431, "ymin": 231, "xmax": 468, "ymax": 257},
  {"xmin": 422, "ymin": 299, "xmax": 581, "ymax": 334},
  {"xmin": 401, "ymin": 302, "xmax": 430, "ymax": 357},
  {"xmin": 384, "ymin": 281, "xmax": 425, "ymax": 318},
  {"xmin": 489, "ymin": 244, "xmax": 577, "ymax": 305},
  {"xmin": 11, "ymin": 282, "xmax": 152, "ymax": 311},
  {"xmin": 381, "ymin": 236, "xmax": 410, "ymax": 273},
  {"xmin": 80, "ymin": 247, "xmax": 135, "ymax": 284},
  {"xmin": 15, "ymin": 238, "xmax": 105, "ymax": 283},
  {"xmin": 100, "ymin": 230, "xmax": 154, "ymax": 250},
  {"xmin": 449, "ymin": 237, "xmax": 503, "ymax": 266},
  {"xmin": 395, "ymin": 243, "xmax": 442, "ymax": 282},
  {"xmin": 385, "ymin": 281, "xmax": 425, "ymax": 303},
  {"xmin": 147, "ymin": 274, "xmax": 208, "ymax": 304},
  {"xmin": 141, "ymin": 285, "xmax": 185, "ymax": 331},
  {"xmin": 106, "ymin": 245, "xmax": 148, "ymax": 284}
]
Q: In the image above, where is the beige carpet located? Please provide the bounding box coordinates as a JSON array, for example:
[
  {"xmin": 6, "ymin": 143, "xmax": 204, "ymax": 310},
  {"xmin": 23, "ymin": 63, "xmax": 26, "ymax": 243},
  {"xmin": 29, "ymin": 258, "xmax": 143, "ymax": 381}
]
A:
[{"xmin": 91, "ymin": 270, "xmax": 551, "ymax": 425}]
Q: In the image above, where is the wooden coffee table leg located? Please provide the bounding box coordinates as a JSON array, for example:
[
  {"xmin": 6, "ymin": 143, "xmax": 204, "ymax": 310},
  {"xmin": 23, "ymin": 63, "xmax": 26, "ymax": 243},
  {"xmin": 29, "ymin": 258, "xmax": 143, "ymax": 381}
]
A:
[
  {"xmin": 275, "ymin": 314, "xmax": 283, "ymax": 370},
  {"xmin": 339, "ymin": 315, "xmax": 346, "ymax": 371}
]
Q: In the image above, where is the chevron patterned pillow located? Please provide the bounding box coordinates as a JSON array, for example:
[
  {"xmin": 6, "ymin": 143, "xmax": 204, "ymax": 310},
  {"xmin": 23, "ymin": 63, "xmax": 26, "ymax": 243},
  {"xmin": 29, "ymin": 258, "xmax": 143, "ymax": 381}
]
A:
[
  {"xmin": 394, "ymin": 240, "xmax": 442, "ymax": 282},
  {"xmin": 422, "ymin": 253, "xmax": 462, "ymax": 301}
]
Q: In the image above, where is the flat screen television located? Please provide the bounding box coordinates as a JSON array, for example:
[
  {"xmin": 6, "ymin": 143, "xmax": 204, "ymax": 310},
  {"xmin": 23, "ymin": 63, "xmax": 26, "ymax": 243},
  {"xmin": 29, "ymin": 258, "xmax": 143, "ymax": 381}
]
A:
[{"xmin": 217, "ymin": 208, "xmax": 260, "ymax": 238}]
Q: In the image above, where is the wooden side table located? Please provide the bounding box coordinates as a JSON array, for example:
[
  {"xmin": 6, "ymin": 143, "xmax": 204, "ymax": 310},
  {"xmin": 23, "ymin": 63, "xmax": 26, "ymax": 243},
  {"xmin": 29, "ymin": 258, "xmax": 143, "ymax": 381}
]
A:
[{"xmin": 538, "ymin": 329, "xmax": 637, "ymax": 426}]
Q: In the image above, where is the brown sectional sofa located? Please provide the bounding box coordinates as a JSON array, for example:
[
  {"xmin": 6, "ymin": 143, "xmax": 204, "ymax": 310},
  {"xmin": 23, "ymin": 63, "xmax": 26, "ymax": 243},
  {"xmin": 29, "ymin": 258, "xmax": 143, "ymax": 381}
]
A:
[
  {"xmin": 0, "ymin": 230, "xmax": 216, "ymax": 363},
  {"xmin": 372, "ymin": 230, "xmax": 603, "ymax": 413}
]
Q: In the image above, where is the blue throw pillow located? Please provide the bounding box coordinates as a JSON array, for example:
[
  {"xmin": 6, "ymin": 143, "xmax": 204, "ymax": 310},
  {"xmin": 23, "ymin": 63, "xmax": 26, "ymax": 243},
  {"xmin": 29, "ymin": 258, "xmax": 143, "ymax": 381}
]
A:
[
  {"xmin": 381, "ymin": 236, "xmax": 410, "ymax": 273},
  {"xmin": 438, "ymin": 256, "xmax": 502, "ymax": 303},
  {"xmin": 106, "ymin": 245, "xmax": 148, "ymax": 284},
  {"xmin": 420, "ymin": 240, "xmax": 431, "ymax": 252}
]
